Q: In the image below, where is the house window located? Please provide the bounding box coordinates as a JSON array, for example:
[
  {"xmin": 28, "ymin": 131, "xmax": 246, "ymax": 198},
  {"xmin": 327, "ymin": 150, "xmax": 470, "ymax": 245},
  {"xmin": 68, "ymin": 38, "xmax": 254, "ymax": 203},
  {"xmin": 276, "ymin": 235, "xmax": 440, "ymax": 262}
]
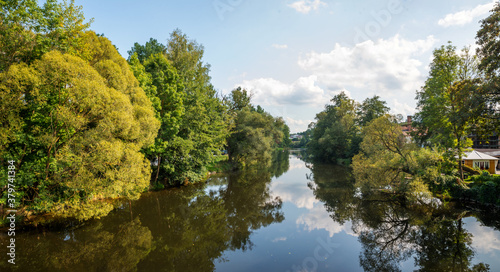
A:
[{"xmin": 474, "ymin": 161, "xmax": 490, "ymax": 170}]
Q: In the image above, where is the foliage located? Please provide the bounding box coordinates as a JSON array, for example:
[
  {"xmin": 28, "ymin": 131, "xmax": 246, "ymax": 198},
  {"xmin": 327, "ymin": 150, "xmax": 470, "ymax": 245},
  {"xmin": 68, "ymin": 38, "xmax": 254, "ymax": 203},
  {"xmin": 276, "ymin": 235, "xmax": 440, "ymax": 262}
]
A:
[
  {"xmin": 308, "ymin": 92, "xmax": 389, "ymax": 163},
  {"xmin": 352, "ymin": 115, "xmax": 457, "ymax": 201},
  {"xmin": 128, "ymin": 38, "xmax": 166, "ymax": 63},
  {"xmin": 0, "ymin": 0, "xmax": 92, "ymax": 71},
  {"xmin": 308, "ymin": 92, "xmax": 360, "ymax": 163},
  {"xmin": 225, "ymin": 87, "xmax": 289, "ymax": 168},
  {"xmin": 414, "ymin": 43, "xmax": 486, "ymax": 180},
  {"xmin": 464, "ymin": 172, "xmax": 500, "ymax": 205},
  {"xmin": 476, "ymin": 1, "xmax": 500, "ymax": 131},
  {"xmin": 357, "ymin": 95, "xmax": 390, "ymax": 127},
  {"xmin": 128, "ymin": 31, "xmax": 231, "ymax": 186},
  {"xmin": 0, "ymin": 1, "xmax": 162, "ymax": 220},
  {"xmin": 0, "ymin": 37, "xmax": 160, "ymax": 219}
]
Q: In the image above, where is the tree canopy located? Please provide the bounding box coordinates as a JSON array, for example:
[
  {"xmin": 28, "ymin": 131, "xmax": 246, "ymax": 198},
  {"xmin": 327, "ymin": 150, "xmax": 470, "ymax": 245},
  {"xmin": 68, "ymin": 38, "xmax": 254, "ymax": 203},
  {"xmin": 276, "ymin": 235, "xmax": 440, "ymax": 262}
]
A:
[{"xmin": 308, "ymin": 92, "xmax": 389, "ymax": 163}]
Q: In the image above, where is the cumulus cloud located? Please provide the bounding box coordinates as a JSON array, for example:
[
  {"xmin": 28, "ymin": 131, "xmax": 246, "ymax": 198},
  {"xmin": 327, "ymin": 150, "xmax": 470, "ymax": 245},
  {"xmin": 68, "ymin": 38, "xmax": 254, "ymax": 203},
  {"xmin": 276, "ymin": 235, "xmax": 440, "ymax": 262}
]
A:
[
  {"xmin": 438, "ymin": 1, "xmax": 495, "ymax": 27},
  {"xmin": 391, "ymin": 99, "xmax": 416, "ymax": 118},
  {"xmin": 298, "ymin": 35, "xmax": 436, "ymax": 96},
  {"xmin": 288, "ymin": 0, "xmax": 327, "ymax": 14},
  {"xmin": 236, "ymin": 35, "xmax": 435, "ymax": 132},
  {"xmin": 239, "ymin": 75, "xmax": 342, "ymax": 107},
  {"xmin": 272, "ymin": 44, "xmax": 288, "ymax": 49}
]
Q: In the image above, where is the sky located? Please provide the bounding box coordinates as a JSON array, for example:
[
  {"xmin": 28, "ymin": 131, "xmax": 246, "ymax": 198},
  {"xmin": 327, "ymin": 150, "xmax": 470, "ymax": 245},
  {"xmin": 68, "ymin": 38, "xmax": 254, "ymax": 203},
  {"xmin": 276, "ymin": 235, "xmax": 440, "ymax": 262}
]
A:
[{"xmin": 73, "ymin": 0, "xmax": 497, "ymax": 133}]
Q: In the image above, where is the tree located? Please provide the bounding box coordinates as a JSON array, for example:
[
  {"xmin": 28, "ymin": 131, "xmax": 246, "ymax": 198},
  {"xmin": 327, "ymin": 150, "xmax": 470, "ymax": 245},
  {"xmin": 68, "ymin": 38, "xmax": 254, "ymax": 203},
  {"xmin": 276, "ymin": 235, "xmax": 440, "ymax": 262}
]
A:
[
  {"xmin": 227, "ymin": 87, "xmax": 252, "ymax": 112},
  {"xmin": 129, "ymin": 52, "xmax": 186, "ymax": 187},
  {"xmin": 476, "ymin": 1, "xmax": 500, "ymax": 129},
  {"xmin": 0, "ymin": 0, "xmax": 163, "ymax": 219},
  {"xmin": 358, "ymin": 95, "xmax": 390, "ymax": 127},
  {"xmin": 127, "ymin": 38, "xmax": 166, "ymax": 63},
  {"xmin": 308, "ymin": 92, "xmax": 360, "ymax": 163},
  {"xmin": 352, "ymin": 115, "xmax": 456, "ymax": 200},
  {"xmin": 164, "ymin": 31, "xmax": 230, "ymax": 184},
  {"xmin": 227, "ymin": 108, "xmax": 283, "ymax": 168},
  {"xmin": 128, "ymin": 32, "xmax": 230, "ymax": 186},
  {"xmin": 0, "ymin": 46, "xmax": 160, "ymax": 219},
  {"xmin": 0, "ymin": 0, "xmax": 92, "ymax": 71},
  {"xmin": 414, "ymin": 44, "xmax": 486, "ymax": 180},
  {"xmin": 226, "ymin": 87, "xmax": 287, "ymax": 168}
]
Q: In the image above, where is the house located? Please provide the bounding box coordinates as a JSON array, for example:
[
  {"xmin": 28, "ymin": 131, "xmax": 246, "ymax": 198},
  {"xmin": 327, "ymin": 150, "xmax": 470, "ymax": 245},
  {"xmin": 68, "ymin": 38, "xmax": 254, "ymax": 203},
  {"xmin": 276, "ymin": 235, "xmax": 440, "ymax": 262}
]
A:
[
  {"xmin": 400, "ymin": 116, "xmax": 416, "ymax": 142},
  {"xmin": 290, "ymin": 134, "xmax": 303, "ymax": 140},
  {"xmin": 462, "ymin": 150, "xmax": 499, "ymax": 174}
]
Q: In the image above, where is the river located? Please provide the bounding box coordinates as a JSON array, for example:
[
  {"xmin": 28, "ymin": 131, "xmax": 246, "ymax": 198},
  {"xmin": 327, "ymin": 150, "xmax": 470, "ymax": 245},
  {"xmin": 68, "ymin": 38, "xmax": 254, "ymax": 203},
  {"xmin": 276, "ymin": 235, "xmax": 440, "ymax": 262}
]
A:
[{"xmin": 1, "ymin": 151, "xmax": 499, "ymax": 271}]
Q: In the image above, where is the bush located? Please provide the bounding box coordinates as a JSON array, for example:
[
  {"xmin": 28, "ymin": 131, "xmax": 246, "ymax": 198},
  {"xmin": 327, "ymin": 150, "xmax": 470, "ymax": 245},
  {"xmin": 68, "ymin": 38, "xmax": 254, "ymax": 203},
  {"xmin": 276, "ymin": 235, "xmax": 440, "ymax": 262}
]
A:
[{"xmin": 478, "ymin": 181, "xmax": 499, "ymax": 205}]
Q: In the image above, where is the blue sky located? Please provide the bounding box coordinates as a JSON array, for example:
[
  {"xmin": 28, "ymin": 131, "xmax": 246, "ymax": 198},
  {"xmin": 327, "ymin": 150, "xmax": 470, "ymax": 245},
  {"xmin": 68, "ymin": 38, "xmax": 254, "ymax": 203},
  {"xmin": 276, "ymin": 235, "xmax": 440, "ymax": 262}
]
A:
[{"xmin": 74, "ymin": 0, "xmax": 497, "ymax": 133}]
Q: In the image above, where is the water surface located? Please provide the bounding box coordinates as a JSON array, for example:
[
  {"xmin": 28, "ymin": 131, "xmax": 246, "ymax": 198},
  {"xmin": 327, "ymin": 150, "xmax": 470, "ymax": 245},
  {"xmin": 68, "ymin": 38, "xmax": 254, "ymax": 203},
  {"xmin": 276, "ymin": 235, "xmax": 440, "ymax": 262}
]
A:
[{"xmin": 1, "ymin": 151, "xmax": 499, "ymax": 271}]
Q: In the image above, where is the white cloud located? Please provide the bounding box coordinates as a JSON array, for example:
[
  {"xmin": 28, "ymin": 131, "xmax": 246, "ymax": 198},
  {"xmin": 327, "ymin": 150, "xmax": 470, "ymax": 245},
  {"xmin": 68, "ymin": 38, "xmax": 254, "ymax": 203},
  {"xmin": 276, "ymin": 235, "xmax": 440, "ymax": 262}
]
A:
[
  {"xmin": 296, "ymin": 205, "xmax": 357, "ymax": 237},
  {"xmin": 285, "ymin": 117, "xmax": 313, "ymax": 133},
  {"xmin": 236, "ymin": 35, "xmax": 436, "ymax": 132},
  {"xmin": 272, "ymin": 237, "xmax": 288, "ymax": 242},
  {"xmin": 270, "ymin": 169, "xmax": 319, "ymax": 209},
  {"xmin": 298, "ymin": 35, "xmax": 436, "ymax": 96},
  {"xmin": 468, "ymin": 219, "xmax": 500, "ymax": 254},
  {"xmin": 239, "ymin": 75, "xmax": 341, "ymax": 107},
  {"xmin": 288, "ymin": 0, "xmax": 327, "ymax": 14},
  {"xmin": 272, "ymin": 44, "xmax": 288, "ymax": 49},
  {"xmin": 391, "ymin": 99, "xmax": 416, "ymax": 118},
  {"xmin": 438, "ymin": 1, "xmax": 495, "ymax": 27}
]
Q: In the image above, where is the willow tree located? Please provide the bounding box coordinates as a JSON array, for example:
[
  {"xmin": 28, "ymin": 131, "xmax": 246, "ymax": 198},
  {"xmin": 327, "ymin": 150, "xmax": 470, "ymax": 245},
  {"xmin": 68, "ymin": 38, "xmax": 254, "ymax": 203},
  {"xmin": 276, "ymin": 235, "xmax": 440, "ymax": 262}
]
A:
[{"xmin": 0, "ymin": 31, "xmax": 160, "ymax": 219}]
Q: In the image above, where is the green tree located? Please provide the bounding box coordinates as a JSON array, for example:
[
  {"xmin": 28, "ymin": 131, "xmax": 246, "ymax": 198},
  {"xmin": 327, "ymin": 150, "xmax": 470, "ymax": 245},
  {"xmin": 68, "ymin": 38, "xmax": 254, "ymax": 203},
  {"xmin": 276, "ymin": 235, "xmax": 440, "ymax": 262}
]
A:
[
  {"xmin": 128, "ymin": 31, "xmax": 230, "ymax": 186},
  {"xmin": 227, "ymin": 108, "xmax": 283, "ymax": 167},
  {"xmin": 226, "ymin": 87, "xmax": 286, "ymax": 168},
  {"xmin": 137, "ymin": 53, "xmax": 186, "ymax": 187},
  {"xmin": 0, "ymin": 0, "xmax": 92, "ymax": 71},
  {"xmin": 357, "ymin": 95, "xmax": 390, "ymax": 127},
  {"xmin": 414, "ymin": 44, "xmax": 485, "ymax": 180},
  {"xmin": 352, "ymin": 115, "xmax": 456, "ymax": 200},
  {"xmin": 308, "ymin": 92, "xmax": 360, "ymax": 163},
  {"xmin": 165, "ymin": 31, "xmax": 230, "ymax": 184},
  {"xmin": 227, "ymin": 86, "xmax": 252, "ymax": 112},
  {"xmin": 476, "ymin": 1, "xmax": 500, "ymax": 129},
  {"xmin": 127, "ymin": 38, "xmax": 166, "ymax": 63}
]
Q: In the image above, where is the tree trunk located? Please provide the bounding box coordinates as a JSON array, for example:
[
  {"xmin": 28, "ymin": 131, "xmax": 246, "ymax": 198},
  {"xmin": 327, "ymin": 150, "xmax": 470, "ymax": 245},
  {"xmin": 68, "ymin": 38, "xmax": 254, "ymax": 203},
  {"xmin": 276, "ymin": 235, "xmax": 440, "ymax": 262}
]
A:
[{"xmin": 154, "ymin": 156, "xmax": 161, "ymax": 185}]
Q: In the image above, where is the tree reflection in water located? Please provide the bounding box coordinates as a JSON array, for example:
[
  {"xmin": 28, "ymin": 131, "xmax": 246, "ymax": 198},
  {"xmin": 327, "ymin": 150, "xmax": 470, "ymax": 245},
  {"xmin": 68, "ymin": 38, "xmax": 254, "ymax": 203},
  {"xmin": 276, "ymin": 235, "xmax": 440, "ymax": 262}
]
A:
[
  {"xmin": 308, "ymin": 162, "xmax": 492, "ymax": 272},
  {"xmin": 1, "ymin": 151, "xmax": 287, "ymax": 272}
]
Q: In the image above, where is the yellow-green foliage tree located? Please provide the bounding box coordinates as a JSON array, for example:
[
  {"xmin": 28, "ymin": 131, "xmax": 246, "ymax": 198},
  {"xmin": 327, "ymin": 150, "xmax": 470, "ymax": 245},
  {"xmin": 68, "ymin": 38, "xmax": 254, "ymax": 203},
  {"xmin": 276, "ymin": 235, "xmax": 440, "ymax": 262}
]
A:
[
  {"xmin": 352, "ymin": 115, "xmax": 456, "ymax": 202},
  {"xmin": 0, "ymin": 1, "xmax": 159, "ymax": 219}
]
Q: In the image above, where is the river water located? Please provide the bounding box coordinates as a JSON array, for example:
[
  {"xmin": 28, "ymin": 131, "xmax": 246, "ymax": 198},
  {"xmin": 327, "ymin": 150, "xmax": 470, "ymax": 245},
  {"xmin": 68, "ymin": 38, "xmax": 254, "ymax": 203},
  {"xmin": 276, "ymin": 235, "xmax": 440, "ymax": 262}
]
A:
[{"xmin": 1, "ymin": 151, "xmax": 500, "ymax": 271}]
